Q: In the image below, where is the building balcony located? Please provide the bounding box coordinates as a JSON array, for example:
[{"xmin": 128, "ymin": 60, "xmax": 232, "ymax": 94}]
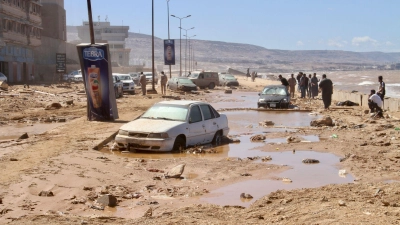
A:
[
  {"xmin": 0, "ymin": 3, "xmax": 27, "ymax": 19},
  {"xmin": 29, "ymin": 13, "xmax": 41, "ymax": 25},
  {"xmin": 28, "ymin": 36, "xmax": 41, "ymax": 47},
  {"xmin": 3, "ymin": 32, "xmax": 28, "ymax": 45}
]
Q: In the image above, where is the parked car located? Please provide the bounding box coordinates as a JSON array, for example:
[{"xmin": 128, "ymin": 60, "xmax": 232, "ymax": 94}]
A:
[
  {"xmin": 114, "ymin": 73, "xmax": 135, "ymax": 95},
  {"xmin": 219, "ymin": 74, "xmax": 239, "ymax": 86},
  {"xmin": 167, "ymin": 77, "xmax": 197, "ymax": 92},
  {"xmin": 144, "ymin": 72, "xmax": 159, "ymax": 84},
  {"xmin": 188, "ymin": 71, "xmax": 219, "ymax": 89},
  {"xmin": 0, "ymin": 72, "xmax": 7, "ymax": 82},
  {"xmin": 115, "ymin": 100, "xmax": 230, "ymax": 152},
  {"xmin": 112, "ymin": 74, "xmax": 124, "ymax": 98},
  {"xmin": 258, "ymin": 85, "xmax": 290, "ymax": 108},
  {"xmin": 129, "ymin": 72, "xmax": 140, "ymax": 85},
  {"xmin": 64, "ymin": 70, "xmax": 82, "ymax": 82}
]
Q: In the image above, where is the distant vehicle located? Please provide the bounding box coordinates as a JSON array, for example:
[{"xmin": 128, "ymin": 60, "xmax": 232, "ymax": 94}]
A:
[
  {"xmin": 258, "ymin": 85, "xmax": 290, "ymax": 109},
  {"xmin": 167, "ymin": 77, "xmax": 197, "ymax": 91},
  {"xmin": 64, "ymin": 70, "xmax": 82, "ymax": 82},
  {"xmin": 112, "ymin": 74, "xmax": 124, "ymax": 98},
  {"xmin": 144, "ymin": 72, "xmax": 159, "ymax": 84},
  {"xmin": 219, "ymin": 74, "xmax": 239, "ymax": 87},
  {"xmin": 188, "ymin": 71, "xmax": 219, "ymax": 89},
  {"xmin": 114, "ymin": 73, "xmax": 136, "ymax": 95},
  {"xmin": 0, "ymin": 72, "xmax": 7, "ymax": 82},
  {"xmin": 115, "ymin": 100, "xmax": 230, "ymax": 152},
  {"xmin": 129, "ymin": 72, "xmax": 140, "ymax": 85}
]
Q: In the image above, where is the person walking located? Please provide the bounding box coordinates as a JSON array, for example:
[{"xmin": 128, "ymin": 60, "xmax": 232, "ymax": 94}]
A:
[
  {"xmin": 278, "ymin": 74, "xmax": 289, "ymax": 91},
  {"xmin": 160, "ymin": 71, "xmax": 168, "ymax": 95},
  {"xmin": 299, "ymin": 73, "xmax": 309, "ymax": 98},
  {"xmin": 377, "ymin": 75, "xmax": 385, "ymax": 102},
  {"xmin": 251, "ymin": 71, "xmax": 255, "ymax": 82},
  {"xmin": 310, "ymin": 73, "xmax": 319, "ymax": 99},
  {"xmin": 318, "ymin": 74, "xmax": 333, "ymax": 110},
  {"xmin": 288, "ymin": 74, "xmax": 297, "ymax": 98},
  {"xmin": 296, "ymin": 72, "xmax": 302, "ymax": 92},
  {"xmin": 307, "ymin": 74, "xmax": 312, "ymax": 98},
  {"xmin": 139, "ymin": 72, "xmax": 147, "ymax": 95}
]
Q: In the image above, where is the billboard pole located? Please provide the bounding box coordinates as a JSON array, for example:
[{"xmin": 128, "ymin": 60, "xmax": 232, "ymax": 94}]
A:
[
  {"xmin": 87, "ymin": 0, "xmax": 95, "ymax": 45},
  {"xmin": 151, "ymin": 0, "xmax": 156, "ymax": 91}
]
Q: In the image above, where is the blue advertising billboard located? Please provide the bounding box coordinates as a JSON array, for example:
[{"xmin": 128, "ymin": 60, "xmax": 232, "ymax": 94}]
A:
[
  {"xmin": 77, "ymin": 43, "xmax": 119, "ymax": 121},
  {"xmin": 164, "ymin": 39, "xmax": 175, "ymax": 65}
]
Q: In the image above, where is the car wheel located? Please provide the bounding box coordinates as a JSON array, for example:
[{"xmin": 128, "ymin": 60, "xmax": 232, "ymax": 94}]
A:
[
  {"xmin": 172, "ymin": 136, "xmax": 186, "ymax": 152},
  {"xmin": 114, "ymin": 88, "xmax": 118, "ymax": 98},
  {"xmin": 212, "ymin": 131, "xmax": 222, "ymax": 146},
  {"xmin": 208, "ymin": 82, "xmax": 215, "ymax": 89}
]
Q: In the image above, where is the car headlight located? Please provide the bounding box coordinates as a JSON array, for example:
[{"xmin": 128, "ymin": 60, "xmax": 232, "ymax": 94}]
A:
[
  {"xmin": 118, "ymin": 130, "xmax": 129, "ymax": 136},
  {"xmin": 281, "ymin": 98, "xmax": 288, "ymax": 103},
  {"xmin": 258, "ymin": 99, "xmax": 265, "ymax": 102},
  {"xmin": 148, "ymin": 133, "xmax": 169, "ymax": 138}
]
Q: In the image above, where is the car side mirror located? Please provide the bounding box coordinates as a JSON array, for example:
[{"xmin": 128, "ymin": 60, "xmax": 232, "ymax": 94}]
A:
[{"xmin": 258, "ymin": 93, "xmax": 260, "ymax": 96}]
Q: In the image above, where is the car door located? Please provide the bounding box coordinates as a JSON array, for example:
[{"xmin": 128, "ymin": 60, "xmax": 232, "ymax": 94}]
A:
[
  {"xmin": 186, "ymin": 104, "xmax": 206, "ymax": 145},
  {"xmin": 199, "ymin": 104, "xmax": 219, "ymax": 142},
  {"xmin": 171, "ymin": 78, "xmax": 177, "ymax": 90}
]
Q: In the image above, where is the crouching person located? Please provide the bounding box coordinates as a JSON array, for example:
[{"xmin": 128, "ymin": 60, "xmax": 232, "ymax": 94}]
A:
[{"xmin": 368, "ymin": 89, "xmax": 383, "ymax": 118}]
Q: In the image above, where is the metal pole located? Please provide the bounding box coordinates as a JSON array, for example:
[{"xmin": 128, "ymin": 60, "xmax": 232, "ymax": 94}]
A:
[
  {"xmin": 188, "ymin": 38, "xmax": 191, "ymax": 72},
  {"xmin": 87, "ymin": 0, "xmax": 95, "ymax": 44},
  {"xmin": 151, "ymin": 0, "xmax": 155, "ymax": 91},
  {"xmin": 179, "ymin": 19, "xmax": 182, "ymax": 76},
  {"xmin": 185, "ymin": 30, "xmax": 187, "ymax": 75},
  {"xmin": 167, "ymin": 0, "xmax": 171, "ymax": 78}
]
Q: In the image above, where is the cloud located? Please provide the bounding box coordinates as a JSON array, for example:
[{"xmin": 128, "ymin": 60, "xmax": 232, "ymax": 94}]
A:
[
  {"xmin": 386, "ymin": 41, "xmax": 393, "ymax": 46},
  {"xmin": 296, "ymin": 41, "xmax": 304, "ymax": 46},
  {"xmin": 351, "ymin": 36, "xmax": 378, "ymax": 46},
  {"xmin": 327, "ymin": 38, "xmax": 347, "ymax": 48}
]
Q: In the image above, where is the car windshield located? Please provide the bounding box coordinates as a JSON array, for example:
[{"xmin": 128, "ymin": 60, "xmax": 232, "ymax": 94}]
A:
[
  {"xmin": 118, "ymin": 75, "xmax": 132, "ymax": 81},
  {"xmin": 130, "ymin": 74, "xmax": 138, "ymax": 78},
  {"xmin": 224, "ymin": 75, "xmax": 235, "ymax": 80},
  {"xmin": 262, "ymin": 87, "xmax": 287, "ymax": 96},
  {"xmin": 141, "ymin": 104, "xmax": 188, "ymax": 121},
  {"xmin": 178, "ymin": 78, "xmax": 193, "ymax": 84},
  {"xmin": 188, "ymin": 73, "xmax": 199, "ymax": 78}
]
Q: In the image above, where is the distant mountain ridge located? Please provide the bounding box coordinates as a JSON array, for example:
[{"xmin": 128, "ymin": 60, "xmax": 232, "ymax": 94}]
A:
[{"xmin": 67, "ymin": 26, "xmax": 400, "ymax": 72}]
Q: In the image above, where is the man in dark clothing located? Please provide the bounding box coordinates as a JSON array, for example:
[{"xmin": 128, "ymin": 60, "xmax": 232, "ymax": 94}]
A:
[
  {"xmin": 318, "ymin": 74, "xmax": 333, "ymax": 109},
  {"xmin": 278, "ymin": 74, "xmax": 289, "ymax": 90},
  {"xmin": 296, "ymin": 72, "xmax": 302, "ymax": 92},
  {"xmin": 377, "ymin": 75, "xmax": 385, "ymax": 102},
  {"xmin": 299, "ymin": 73, "xmax": 309, "ymax": 98}
]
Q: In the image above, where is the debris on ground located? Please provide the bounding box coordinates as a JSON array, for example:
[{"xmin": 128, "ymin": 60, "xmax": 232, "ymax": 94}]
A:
[
  {"xmin": 282, "ymin": 178, "xmax": 292, "ymax": 183},
  {"xmin": 165, "ymin": 164, "xmax": 185, "ymax": 178},
  {"xmin": 240, "ymin": 193, "xmax": 253, "ymax": 199},
  {"xmin": 286, "ymin": 136, "xmax": 301, "ymax": 143},
  {"xmin": 310, "ymin": 116, "xmax": 334, "ymax": 127},
  {"xmin": 97, "ymin": 194, "xmax": 118, "ymax": 207},
  {"xmin": 38, "ymin": 191, "xmax": 54, "ymax": 197},
  {"xmin": 261, "ymin": 156, "xmax": 272, "ymax": 161},
  {"xmin": 186, "ymin": 146, "xmax": 218, "ymax": 154},
  {"xmin": 259, "ymin": 120, "xmax": 274, "ymax": 126},
  {"xmin": 302, "ymin": 158, "xmax": 320, "ymax": 164},
  {"xmin": 250, "ymin": 134, "xmax": 266, "ymax": 141}
]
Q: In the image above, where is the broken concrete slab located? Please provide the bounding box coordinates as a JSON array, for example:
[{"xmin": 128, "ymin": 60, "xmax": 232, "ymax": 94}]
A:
[
  {"xmin": 97, "ymin": 194, "xmax": 117, "ymax": 207},
  {"xmin": 0, "ymin": 81, "xmax": 8, "ymax": 91},
  {"xmin": 165, "ymin": 164, "xmax": 185, "ymax": 178}
]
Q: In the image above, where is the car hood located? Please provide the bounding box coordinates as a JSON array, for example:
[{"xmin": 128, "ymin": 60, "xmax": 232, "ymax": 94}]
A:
[
  {"xmin": 119, "ymin": 118, "xmax": 185, "ymax": 133},
  {"xmin": 121, "ymin": 80, "xmax": 134, "ymax": 84},
  {"xmin": 259, "ymin": 94, "xmax": 288, "ymax": 101}
]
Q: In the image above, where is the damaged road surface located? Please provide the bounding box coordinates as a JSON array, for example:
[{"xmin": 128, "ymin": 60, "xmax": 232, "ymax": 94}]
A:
[{"xmin": 2, "ymin": 79, "xmax": 400, "ymax": 225}]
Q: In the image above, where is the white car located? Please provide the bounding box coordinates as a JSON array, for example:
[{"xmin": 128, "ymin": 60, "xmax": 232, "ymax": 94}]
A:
[
  {"xmin": 114, "ymin": 73, "xmax": 136, "ymax": 95},
  {"xmin": 144, "ymin": 72, "xmax": 159, "ymax": 84},
  {"xmin": 64, "ymin": 70, "xmax": 83, "ymax": 82},
  {"xmin": 0, "ymin": 72, "xmax": 7, "ymax": 82},
  {"xmin": 115, "ymin": 100, "xmax": 230, "ymax": 152}
]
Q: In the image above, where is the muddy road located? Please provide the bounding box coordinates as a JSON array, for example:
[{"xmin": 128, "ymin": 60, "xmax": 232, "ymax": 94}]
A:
[{"xmin": 1, "ymin": 77, "xmax": 400, "ymax": 224}]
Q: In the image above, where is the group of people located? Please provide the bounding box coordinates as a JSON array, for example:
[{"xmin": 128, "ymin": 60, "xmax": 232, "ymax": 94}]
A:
[
  {"xmin": 279, "ymin": 72, "xmax": 333, "ymax": 110},
  {"xmin": 246, "ymin": 68, "xmax": 257, "ymax": 82},
  {"xmin": 138, "ymin": 71, "xmax": 169, "ymax": 96},
  {"xmin": 368, "ymin": 76, "xmax": 385, "ymax": 118}
]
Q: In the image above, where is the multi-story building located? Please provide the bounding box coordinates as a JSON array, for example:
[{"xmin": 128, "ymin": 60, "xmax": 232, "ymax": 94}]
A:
[
  {"xmin": 0, "ymin": 0, "xmax": 43, "ymax": 82},
  {"xmin": 77, "ymin": 19, "xmax": 130, "ymax": 66}
]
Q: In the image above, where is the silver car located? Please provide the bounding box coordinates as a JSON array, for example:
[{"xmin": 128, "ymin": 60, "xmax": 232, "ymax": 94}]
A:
[
  {"xmin": 115, "ymin": 74, "xmax": 136, "ymax": 95},
  {"xmin": 0, "ymin": 72, "xmax": 7, "ymax": 82}
]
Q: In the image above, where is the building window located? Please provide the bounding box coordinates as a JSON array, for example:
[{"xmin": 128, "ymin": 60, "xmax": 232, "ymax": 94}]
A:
[{"xmin": 3, "ymin": 20, "xmax": 7, "ymax": 31}]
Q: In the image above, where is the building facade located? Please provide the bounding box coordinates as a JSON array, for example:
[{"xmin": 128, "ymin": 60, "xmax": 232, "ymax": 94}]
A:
[
  {"xmin": 77, "ymin": 19, "xmax": 130, "ymax": 66},
  {"xmin": 0, "ymin": 0, "xmax": 42, "ymax": 83}
]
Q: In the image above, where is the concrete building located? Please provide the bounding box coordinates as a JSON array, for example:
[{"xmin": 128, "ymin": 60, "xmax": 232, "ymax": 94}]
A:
[
  {"xmin": 77, "ymin": 19, "xmax": 130, "ymax": 66},
  {"xmin": 0, "ymin": 0, "xmax": 43, "ymax": 83}
]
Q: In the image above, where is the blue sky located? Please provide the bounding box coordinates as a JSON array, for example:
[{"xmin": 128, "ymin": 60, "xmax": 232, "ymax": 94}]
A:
[{"xmin": 65, "ymin": 0, "xmax": 399, "ymax": 52}]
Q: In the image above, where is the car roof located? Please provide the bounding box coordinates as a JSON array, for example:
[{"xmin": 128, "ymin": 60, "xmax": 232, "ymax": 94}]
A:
[
  {"xmin": 263, "ymin": 85, "xmax": 286, "ymax": 88},
  {"xmin": 157, "ymin": 100, "xmax": 204, "ymax": 106}
]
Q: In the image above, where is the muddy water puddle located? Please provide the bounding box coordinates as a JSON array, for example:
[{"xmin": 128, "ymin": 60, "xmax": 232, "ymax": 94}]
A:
[
  {"xmin": 208, "ymin": 91, "xmax": 260, "ymax": 109},
  {"xmin": 0, "ymin": 123, "xmax": 65, "ymax": 140},
  {"xmin": 203, "ymin": 150, "xmax": 354, "ymax": 207}
]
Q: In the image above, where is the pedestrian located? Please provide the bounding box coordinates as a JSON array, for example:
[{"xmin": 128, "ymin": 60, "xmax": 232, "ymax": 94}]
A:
[
  {"xmin": 307, "ymin": 74, "xmax": 312, "ymax": 98},
  {"xmin": 139, "ymin": 72, "xmax": 146, "ymax": 95},
  {"xmin": 246, "ymin": 68, "xmax": 250, "ymax": 80},
  {"xmin": 310, "ymin": 73, "xmax": 319, "ymax": 99},
  {"xmin": 318, "ymin": 74, "xmax": 333, "ymax": 110},
  {"xmin": 288, "ymin": 74, "xmax": 297, "ymax": 98},
  {"xmin": 299, "ymin": 73, "xmax": 309, "ymax": 98},
  {"xmin": 377, "ymin": 75, "xmax": 385, "ymax": 102},
  {"xmin": 368, "ymin": 89, "xmax": 383, "ymax": 118},
  {"xmin": 296, "ymin": 72, "xmax": 302, "ymax": 92},
  {"xmin": 251, "ymin": 71, "xmax": 255, "ymax": 82},
  {"xmin": 31, "ymin": 74, "xmax": 34, "ymax": 84},
  {"xmin": 278, "ymin": 74, "xmax": 289, "ymax": 91},
  {"xmin": 254, "ymin": 72, "xmax": 257, "ymax": 82},
  {"xmin": 160, "ymin": 71, "xmax": 168, "ymax": 95}
]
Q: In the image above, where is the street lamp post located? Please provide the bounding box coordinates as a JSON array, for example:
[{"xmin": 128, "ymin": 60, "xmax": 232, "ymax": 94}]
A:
[
  {"xmin": 184, "ymin": 34, "xmax": 196, "ymax": 73},
  {"xmin": 180, "ymin": 27, "xmax": 194, "ymax": 76},
  {"xmin": 171, "ymin": 14, "xmax": 191, "ymax": 76}
]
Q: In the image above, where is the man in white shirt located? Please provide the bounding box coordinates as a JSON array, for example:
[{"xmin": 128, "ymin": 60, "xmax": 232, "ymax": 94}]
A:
[{"xmin": 368, "ymin": 89, "xmax": 383, "ymax": 117}]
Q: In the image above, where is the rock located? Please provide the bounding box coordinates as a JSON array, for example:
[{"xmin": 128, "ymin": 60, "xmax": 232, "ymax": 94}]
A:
[
  {"xmin": 18, "ymin": 133, "xmax": 29, "ymax": 140},
  {"xmin": 83, "ymin": 186, "xmax": 93, "ymax": 191},
  {"xmin": 165, "ymin": 164, "xmax": 185, "ymax": 178},
  {"xmin": 338, "ymin": 169, "xmax": 347, "ymax": 176},
  {"xmin": 66, "ymin": 100, "xmax": 74, "ymax": 105},
  {"xmin": 0, "ymin": 198, "xmax": 2, "ymax": 204},
  {"xmin": 9, "ymin": 158, "xmax": 18, "ymax": 161},
  {"xmin": 45, "ymin": 103, "xmax": 62, "ymax": 110},
  {"xmin": 310, "ymin": 116, "xmax": 333, "ymax": 127},
  {"xmin": 364, "ymin": 110, "xmax": 370, "ymax": 114},
  {"xmin": 224, "ymin": 89, "xmax": 232, "ymax": 94},
  {"xmin": 302, "ymin": 158, "xmax": 320, "ymax": 164},
  {"xmin": 360, "ymin": 142, "xmax": 368, "ymax": 146},
  {"xmin": 282, "ymin": 178, "xmax": 292, "ymax": 183},
  {"xmin": 259, "ymin": 120, "xmax": 274, "ymax": 126},
  {"xmin": 286, "ymin": 136, "xmax": 300, "ymax": 143},
  {"xmin": 250, "ymin": 134, "xmax": 266, "ymax": 141},
  {"xmin": 143, "ymin": 207, "xmax": 153, "ymax": 217},
  {"xmin": 338, "ymin": 200, "xmax": 346, "ymax": 206},
  {"xmin": 261, "ymin": 156, "xmax": 272, "ymax": 161},
  {"xmin": 58, "ymin": 118, "xmax": 66, "ymax": 123},
  {"xmin": 97, "ymin": 194, "xmax": 117, "ymax": 207},
  {"xmin": 38, "ymin": 191, "xmax": 54, "ymax": 197},
  {"xmin": 382, "ymin": 200, "xmax": 390, "ymax": 206},
  {"xmin": 240, "ymin": 193, "xmax": 253, "ymax": 199},
  {"xmin": 240, "ymin": 173, "xmax": 252, "ymax": 176}
]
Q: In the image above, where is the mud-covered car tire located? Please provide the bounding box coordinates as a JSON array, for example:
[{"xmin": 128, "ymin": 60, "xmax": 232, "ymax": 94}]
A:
[
  {"xmin": 208, "ymin": 82, "xmax": 215, "ymax": 89},
  {"xmin": 173, "ymin": 136, "xmax": 186, "ymax": 152},
  {"xmin": 212, "ymin": 131, "xmax": 222, "ymax": 145}
]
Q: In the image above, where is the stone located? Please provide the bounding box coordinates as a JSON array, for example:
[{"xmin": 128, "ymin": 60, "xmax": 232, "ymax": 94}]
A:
[
  {"xmin": 338, "ymin": 200, "xmax": 346, "ymax": 206},
  {"xmin": 143, "ymin": 207, "xmax": 153, "ymax": 217},
  {"xmin": 83, "ymin": 186, "xmax": 93, "ymax": 191},
  {"xmin": 302, "ymin": 158, "xmax": 320, "ymax": 164},
  {"xmin": 382, "ymin": 200, "xmax": 390, "ymax": 206},
  {"xmin": 250, "ymin": 134, "xmax": 266, "ymax": 142},
  {"xmin": 240, "ymin": 193, "xmax": 253, "ymax": 199},
  {"xmin": 261, "ymin": 156, "xmax": 272, "ymax": 161},
  {"xmin": 259, "ymin": 120, "xmax": 274, "ymax": 126},
  {"xmin": 282, "ymin": 178, "xmax": 292, "ymax": 183},
  {"xmin": 364, "ymin": 110, "xmax": 370, "ymax": 114},
  {"xmin": 58, "ymin": 118, "xmax": 66, "ymax": 123},
  {"xmin": 310, "ymin": 116, "xmax": 333, "ymax": 127},
  {"xmin": 224, "ymin": 89, "xmax": 232, "ymax": 94},
  {"xmin": 165, "ymin": 164, "xmax": 185, "ymax": 178},
  {"xmin": 18, "ymin": 133, "xmax": 29, "ymax": 140},
  {"xmin": 9, "ymin": 158, "xmax": 18, "ymax": 161},
  {"xmin": 0, "ymin": 198, "xmax": 2, "ymax": 204},
  {"xmin": 66, "ymin": 100, "xmax": 74, "ymax": 105},
  {"xmin": 97, "ymin": 194, "xmax": 118, "ymax": 207},
  {"xmin": 360, "ymin": 142, "xmax": 368, "ymax": 146},
  {"xmin": 39, "ymin": 191, "xmax": 54, "ymax": 197},
  {"xmin": 45, "ymin": 103, "xmax": 62, "ymax": 110},
  {"xmin": 286, "ymin": 136, "xmax": 300, "ymax": 143}
]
